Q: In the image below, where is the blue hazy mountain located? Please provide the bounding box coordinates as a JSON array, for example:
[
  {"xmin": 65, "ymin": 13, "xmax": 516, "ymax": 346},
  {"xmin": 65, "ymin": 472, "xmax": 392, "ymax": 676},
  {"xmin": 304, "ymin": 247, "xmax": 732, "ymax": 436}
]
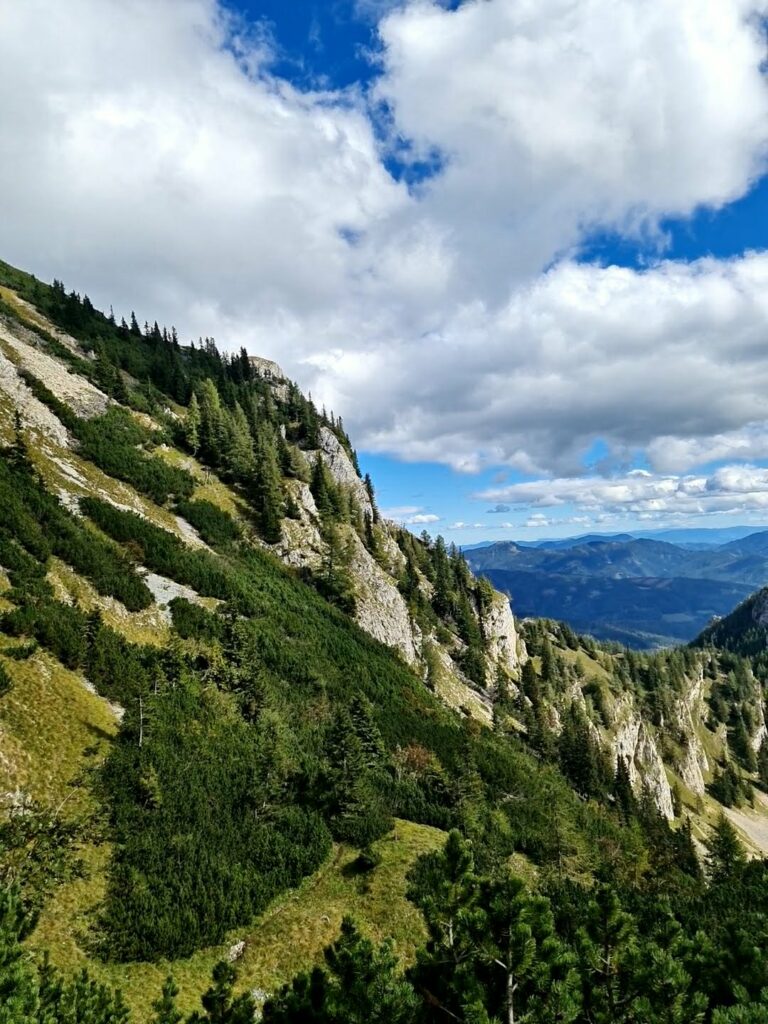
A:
[{"xmin": 466, "ymin": 527, "xmax": 768, "ymax": 649}]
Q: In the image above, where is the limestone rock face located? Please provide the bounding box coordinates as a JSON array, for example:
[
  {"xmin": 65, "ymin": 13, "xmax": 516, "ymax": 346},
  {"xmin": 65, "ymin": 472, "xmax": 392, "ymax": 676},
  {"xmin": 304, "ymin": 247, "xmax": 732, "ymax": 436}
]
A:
[
  {"xmin": 483, "ymin": 592, "xmax": 521, "ymax": 676},
  {"xmin": 248, "ymin": 355, "xmax": 284, "ymax": 380},
  {"xmin": 0, "ymin": 320, "xmax": 109, "ymax": 419},
  {"xmin": 612, "ymin": 696, "xmax": 674, "ymax": 820},
  {"xmin": 276, "ymin": 481, "xmax": 325, "ymax": 570},
  {"xmin": 0, "ymin": 346, "xmax": 70, "ymax": 447},
  {"xmin": 316, "ymin": 427, "xmax": 373, "ymax": 518},
  {"xmin": 346, "ymin": 531, "xmax": 420, "ymax": 665},
  {"xmin": 675, "ymin": 670, "xmax": 709, "ymax": 796}
]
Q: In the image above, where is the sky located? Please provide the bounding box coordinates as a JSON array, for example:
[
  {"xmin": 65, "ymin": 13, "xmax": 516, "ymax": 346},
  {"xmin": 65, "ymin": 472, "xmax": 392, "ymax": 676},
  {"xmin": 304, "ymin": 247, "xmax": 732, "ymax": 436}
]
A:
[{"xmin": 2, "ymin": 1, "xmax": 768, "ymax": 544}]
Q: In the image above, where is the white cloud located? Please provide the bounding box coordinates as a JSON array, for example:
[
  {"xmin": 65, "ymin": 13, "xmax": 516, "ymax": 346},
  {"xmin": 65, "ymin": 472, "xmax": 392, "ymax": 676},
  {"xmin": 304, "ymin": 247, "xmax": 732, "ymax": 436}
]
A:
[
  {"xmin": 380, "ymin": 506, "xmax": 441, "ymax": 524},
  {"xmin": 337, "ymin": 254, "xmax": 768, "ymax": 475},
  {"xmin": 478, "ymin": 464, "xmax": 768, "ymax": 519},
  {"xmin": 0, "ymin": 0, "xmax": 768, "ymax": 485},
  {"xmin": 375, "ymin": 0, "xmax": 768, "ymax": 297},
  {"xmin": 404, "ymin": 512, "xmax": 441, "ymax": 524}
]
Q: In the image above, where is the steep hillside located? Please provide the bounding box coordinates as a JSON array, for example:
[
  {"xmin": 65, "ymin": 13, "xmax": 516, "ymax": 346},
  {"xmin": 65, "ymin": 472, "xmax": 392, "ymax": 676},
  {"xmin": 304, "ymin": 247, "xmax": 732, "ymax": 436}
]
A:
[
  {"xmin": 2, "ymin": 261, "xmax": 768, "ymax": 1022},
  {"xmin": 694, "ymin": 587, "xmax": 768, "ymax": 663}
]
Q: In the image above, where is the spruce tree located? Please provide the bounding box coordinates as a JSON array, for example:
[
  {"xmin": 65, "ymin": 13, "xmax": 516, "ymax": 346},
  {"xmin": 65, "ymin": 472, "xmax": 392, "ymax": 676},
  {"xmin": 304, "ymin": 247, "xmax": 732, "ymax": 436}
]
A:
[
  {"xmin": 363, "ymin": 472, "xmax": 379, "ymax": 522},
  {"xmin": 250, "ymin": 424, "xmax": 284, "ymax": 544},
  {"xmin": 185, "ymin": 393, "xmax": 201, "ymax": 456},
  {"xmin": 758, "ymin": 737, "xmax": 768, "ymax": 790},
  {"xmin": 224, "ymin": 403, "xmax": 255, "ymax": 480},
  {"xmin": 613, "ymin": 756, "xmax": 636, "ymax": 821},
  {"xmin": 706, "ymin": 815, "xmax": 747, "ymax": 886}
]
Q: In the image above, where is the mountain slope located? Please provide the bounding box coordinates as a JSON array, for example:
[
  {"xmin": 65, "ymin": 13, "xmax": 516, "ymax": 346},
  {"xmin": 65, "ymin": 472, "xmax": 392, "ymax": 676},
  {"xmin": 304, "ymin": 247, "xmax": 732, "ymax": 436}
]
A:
[{"xmin": 2, "ymin": 260, "xmax": 768, "ymax": 1022}]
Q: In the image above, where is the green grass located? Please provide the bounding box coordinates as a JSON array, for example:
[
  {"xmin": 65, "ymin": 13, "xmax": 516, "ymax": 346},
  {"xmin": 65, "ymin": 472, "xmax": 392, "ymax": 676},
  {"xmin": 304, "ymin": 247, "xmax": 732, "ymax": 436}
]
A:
[
  {"xmin": 155, "ymin": 445, "xmax": 246, "ymax": 520},
  {"xmin": 28, "ymin": 819, "xmax": 444, "ymax": 1022},
  {"xmin": 0, "ymin": 648, "xmax": 117, "ymax": 810},
  {"xmin": 46, "ymin": 557, "xmax": 170, "ymax": 647}
]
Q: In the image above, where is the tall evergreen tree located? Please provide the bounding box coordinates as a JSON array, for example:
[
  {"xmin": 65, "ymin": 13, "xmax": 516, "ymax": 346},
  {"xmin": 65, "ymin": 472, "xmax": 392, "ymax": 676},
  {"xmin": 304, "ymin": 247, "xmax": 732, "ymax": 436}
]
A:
[
  {"xmin": 185, "ymin": 393, "xmax": 201, "ymax": 456},
  {"xmin": 249, "ymin": 423, "xmax": 284, "ymax": 544}
]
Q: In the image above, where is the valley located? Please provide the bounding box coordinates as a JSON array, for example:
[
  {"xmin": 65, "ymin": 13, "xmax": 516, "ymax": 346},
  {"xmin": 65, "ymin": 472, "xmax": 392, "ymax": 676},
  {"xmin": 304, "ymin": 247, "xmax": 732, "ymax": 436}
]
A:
[{"xmin": 468, "ymin": 532, "xmax": 768, "ymax": 648}]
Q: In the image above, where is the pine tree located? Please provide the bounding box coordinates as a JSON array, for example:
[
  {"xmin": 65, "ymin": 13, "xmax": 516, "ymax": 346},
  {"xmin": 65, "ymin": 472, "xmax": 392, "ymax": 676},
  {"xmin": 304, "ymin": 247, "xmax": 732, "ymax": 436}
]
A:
[
  {"xmin": 185, "ymin": 393, "xmax": 201, "ymax": 456},
  {"xmin": 189, "ymin": 961, "xmax": 255, "ymax": 1024},
  {"xmin": 476, "ymin": 876, "xmax": 580, "ymax": 1024},
  {"xmin": 249, "ymin": 424, "xmax": 284, "ymax": 544},
  {"xmin": 363, "ymin": 473, "xmax": 379, "ymax": 522},
  {"xmin": 263, "ymin": 917, "xmax": 418, "ymax": 1024},
  {"xmin": 0, "ymin": 888, "xmax": 39, "ymax": 1024},
  {"xmin": 706, "ymin": 815, "xmax": 747, "ymax": 886},
  {"xmin": 576, "ymin": 886, "xmax": 637, "ymax": 1024}
]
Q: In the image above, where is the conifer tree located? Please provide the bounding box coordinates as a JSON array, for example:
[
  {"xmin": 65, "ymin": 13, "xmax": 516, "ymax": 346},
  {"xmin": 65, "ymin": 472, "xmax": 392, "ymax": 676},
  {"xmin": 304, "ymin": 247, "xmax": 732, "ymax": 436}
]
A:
[
  {"xmin": 224, "ymin": 403, "xmax": 255, "ymax": 479},
  {"xmin": 263, "ymin": 917, "xmax": 418, "ymax": 1024},
  {"xmin": 185, "ymin": 393, "xmax": 201, "ymax": 456},
  {"xmin": 8, "ymin": 411, "xmax": 28, "ymax": 471},
  {"xmin": 249, "ymin": 423, "xmax": 284, "ymax": 544},
  {"xmin": 757, "ymin": 737, "xmax": 768, "ymax": 790},
  {"xmin": 363, "ymin": 473, "xmax": 379, "ymax": 522},
  {"xmin": 197, "ymin": 379, "xmax": 225, "ymax": 464},
  {"xmin": 476, "ymin": 876, "xmax": 580, "ymax": 1024},
  {"xmin": 189, "ymin": 961, "xmax": 255, "ymax": 1024},
  {"xmin": 613, "ymin": 756, "xmax": 636, "ymax": 821},
  {"xmin": 310, "ymin": 457, "xmax": 335, "ymax": 520},
  {"xmin": 706, "ymin": 815, "xmax": 747, "ymax": 886}
]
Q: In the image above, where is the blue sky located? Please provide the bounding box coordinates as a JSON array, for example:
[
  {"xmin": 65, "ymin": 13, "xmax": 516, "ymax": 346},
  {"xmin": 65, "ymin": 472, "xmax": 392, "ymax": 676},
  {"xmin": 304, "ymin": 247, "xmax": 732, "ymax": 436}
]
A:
[{"xmin": 3, "ymin": 1, "xmax": 768, "ymax": 546}]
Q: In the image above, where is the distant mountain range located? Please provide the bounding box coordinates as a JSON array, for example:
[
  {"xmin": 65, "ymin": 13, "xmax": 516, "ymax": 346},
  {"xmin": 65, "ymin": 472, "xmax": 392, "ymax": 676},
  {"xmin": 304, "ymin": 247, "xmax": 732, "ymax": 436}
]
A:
[{"xmin": 466, "ymin": 527, "xmax": 768, "ymax": 649}]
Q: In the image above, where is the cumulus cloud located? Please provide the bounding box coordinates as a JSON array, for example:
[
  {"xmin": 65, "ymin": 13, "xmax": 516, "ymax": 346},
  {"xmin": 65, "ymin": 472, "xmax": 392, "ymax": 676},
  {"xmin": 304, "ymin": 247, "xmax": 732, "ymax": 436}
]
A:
[
  {"xmin": 375, "ymin": 0, "xmax": 768, "ymax": 296},
  {"xmin": 337, "ymin": 254, "xmax": 768, "ymax": 474},
  {"xmin": 1, "ymin": 0, "xmax": 768, "ymax": 487},
  {"xmin": 478, "ymin": 464, "xmax": 768, "ymax": 518},
  {"xmin": 380, "ymin": 506, "xmax": 441, "ymax": 524}
]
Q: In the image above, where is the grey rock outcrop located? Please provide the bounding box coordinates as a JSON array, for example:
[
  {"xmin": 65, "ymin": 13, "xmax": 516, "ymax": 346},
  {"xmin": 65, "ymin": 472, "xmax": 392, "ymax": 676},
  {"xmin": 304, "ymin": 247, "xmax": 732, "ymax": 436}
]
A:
[
  {"xmin": 315, "ymin": 427, "xmax": 373, "ymax": 519},
  {"xmin": 346, "ymin": 531, "xmax": 420, "ymax": 664},
  {"xmin": 674, "ymin": 670, "xmax": 709, "ymax": 796},
  {"xmin": 612, "ymin": 696, "xmax": 674, "ymax": 820},
  {"xmin": 483, "ymin": 592, "xmax": 522, "ymax": 676}
]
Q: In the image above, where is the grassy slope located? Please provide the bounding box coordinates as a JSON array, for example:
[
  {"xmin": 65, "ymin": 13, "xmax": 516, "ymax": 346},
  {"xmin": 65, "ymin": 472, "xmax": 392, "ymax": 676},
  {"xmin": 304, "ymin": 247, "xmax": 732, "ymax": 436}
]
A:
[
  {"xmin": 0, "ymin": 576, "xmax": 442, "ymax": 1021},
  {"xmin": 0, "ymin": 297, "xmax": 449, "ymax": 1018},
  {"xmin": 0, "ymin": 645, "xmax": 117, "ymax": 811},
  {"xmin": 29, "ymin": 818, "xmax": 443, "ymax": 1022}
]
